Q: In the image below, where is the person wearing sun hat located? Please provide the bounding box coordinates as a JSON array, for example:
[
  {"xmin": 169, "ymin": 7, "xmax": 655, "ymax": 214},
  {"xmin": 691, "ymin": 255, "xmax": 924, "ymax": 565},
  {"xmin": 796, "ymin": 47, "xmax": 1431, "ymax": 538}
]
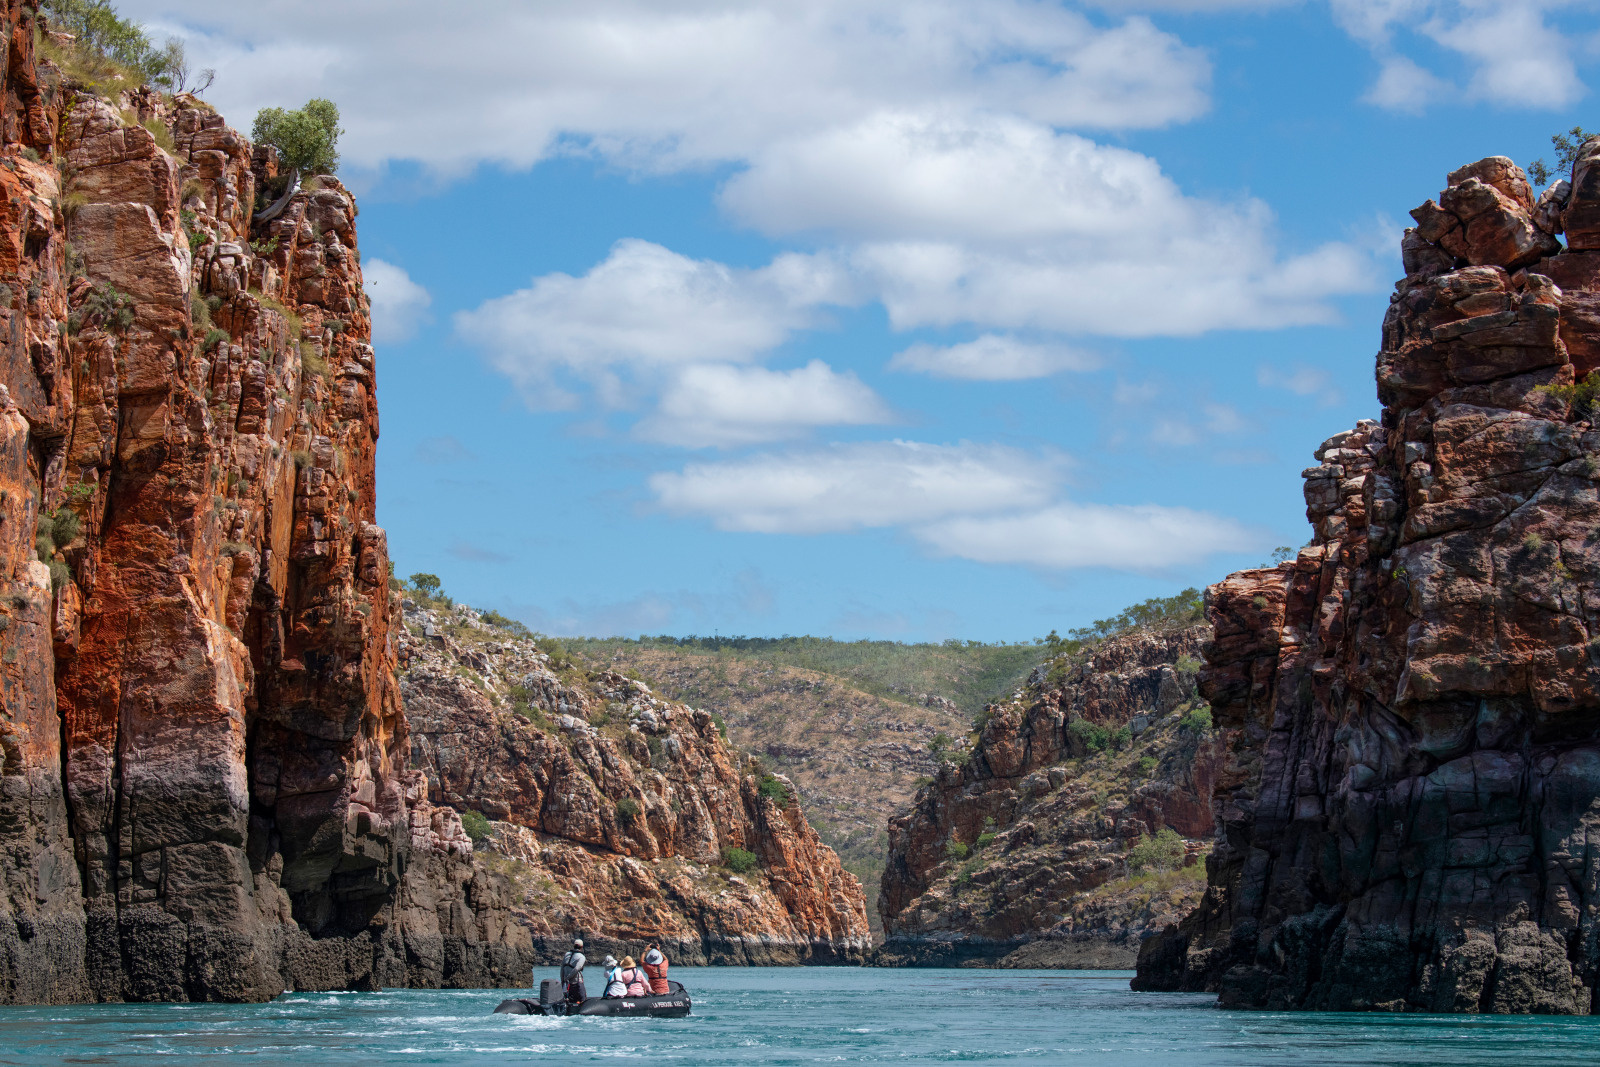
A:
[
  {"xmin": 642, "ymin": 941, "xmax": 670, "ymax": 995},
  {"xmin": 602, "ymin": 954, "xmax": 626, "ymax": 997}
]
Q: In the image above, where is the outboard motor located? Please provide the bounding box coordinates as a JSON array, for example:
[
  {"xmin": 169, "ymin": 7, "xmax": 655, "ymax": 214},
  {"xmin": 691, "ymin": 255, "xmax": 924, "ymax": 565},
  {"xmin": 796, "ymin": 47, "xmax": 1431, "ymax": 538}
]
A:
[{"xmin": 540, "ymin": 979, "xmax": 560, "ymax": 1008}]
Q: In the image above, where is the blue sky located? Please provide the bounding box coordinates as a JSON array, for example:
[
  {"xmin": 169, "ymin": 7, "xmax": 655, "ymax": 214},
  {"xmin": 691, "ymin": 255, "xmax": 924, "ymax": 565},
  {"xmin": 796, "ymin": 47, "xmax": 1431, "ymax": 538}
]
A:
[{"xmin": 133, "ymin": 0, "xmax": 1600, "ymax": 641}]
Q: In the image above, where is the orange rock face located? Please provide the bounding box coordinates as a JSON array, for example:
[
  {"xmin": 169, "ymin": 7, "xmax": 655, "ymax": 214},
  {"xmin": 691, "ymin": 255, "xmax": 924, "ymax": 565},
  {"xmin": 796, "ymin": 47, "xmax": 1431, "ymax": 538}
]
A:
[
  {"xmin": 399, "ymin": 604, "xmax": 869, "ymax": 964},
  {"xmin": 877, "ymin": 626, "xmax": 1221, "ymax": 966},
  {"xmin": 0, "ymin": 8, "xmax": 522, "ymax": 1002},
  {"xmin": 1136, "ymin": 148, "xmax": 1600, "ymax": 1013}
]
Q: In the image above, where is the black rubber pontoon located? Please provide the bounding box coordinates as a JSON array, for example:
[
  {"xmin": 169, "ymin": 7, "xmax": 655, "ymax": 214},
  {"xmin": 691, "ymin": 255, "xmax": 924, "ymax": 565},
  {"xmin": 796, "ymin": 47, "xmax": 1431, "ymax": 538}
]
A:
[{"xmin": 494, "ymin": 979, "xmax": 691, "ymax": 1018}]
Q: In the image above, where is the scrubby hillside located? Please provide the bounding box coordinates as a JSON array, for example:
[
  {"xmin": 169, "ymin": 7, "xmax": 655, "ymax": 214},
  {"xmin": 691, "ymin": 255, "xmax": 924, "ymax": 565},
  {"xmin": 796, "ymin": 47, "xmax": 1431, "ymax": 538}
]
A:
[
  {"xmin": 571, "ymin": 635, "xmax": 1037, "ymax": 934},
  {"xmin": 876, "ymin": 595, "xmax": 1225, "ymax": 967}
]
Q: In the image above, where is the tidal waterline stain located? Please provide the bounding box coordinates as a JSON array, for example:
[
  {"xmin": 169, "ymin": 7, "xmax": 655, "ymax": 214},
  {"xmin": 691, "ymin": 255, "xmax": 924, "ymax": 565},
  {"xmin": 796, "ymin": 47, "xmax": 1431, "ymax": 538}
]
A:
[{"xmin": 0, "ymin": 969, "xmax": 1597, "ymax": 1065}]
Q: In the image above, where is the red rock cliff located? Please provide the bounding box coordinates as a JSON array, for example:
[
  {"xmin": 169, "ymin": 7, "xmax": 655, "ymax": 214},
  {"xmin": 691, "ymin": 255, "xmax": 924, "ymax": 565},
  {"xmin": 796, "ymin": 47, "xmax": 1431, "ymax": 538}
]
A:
[
  {"xmin": 399, "ymin": 600, "xmax": 870, "ymax": 964},
  {"xmin": 1136, "ymin": 149, "xmax": 1600, "ymax": 1013},
  {"xmin": 0, "ymin": 4, "xmax": 537, "ymax": 1002}
]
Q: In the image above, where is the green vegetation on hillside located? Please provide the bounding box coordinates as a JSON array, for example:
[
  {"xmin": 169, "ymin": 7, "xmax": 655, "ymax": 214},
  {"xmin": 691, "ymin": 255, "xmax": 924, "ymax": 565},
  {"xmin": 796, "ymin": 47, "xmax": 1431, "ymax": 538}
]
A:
[
  {"xmin": 566, "ymin": 634, "xmax": 1042, "ymax": 716},
  {"xmin": 42, "ymin": 0, "xmax": 205, "ymax": 95}
]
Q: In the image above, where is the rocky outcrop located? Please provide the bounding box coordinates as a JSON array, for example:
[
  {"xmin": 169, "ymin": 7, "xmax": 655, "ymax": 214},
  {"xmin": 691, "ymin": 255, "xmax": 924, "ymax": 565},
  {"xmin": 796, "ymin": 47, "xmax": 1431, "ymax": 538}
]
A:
[
  {"xmin": 399, "ymin": 602, "xmax": 870, "ymax": 964},
  {"xmin": 0, "ymin": 7, "xmax": 534, "ymax": 1002},
  {"xmin": 876, "ymin": 626, "xmax": 1222, "ymax": 966},
  {"xmin": 1136, "ymin": 149, "xmax": 1600, "ymax": 1013}
]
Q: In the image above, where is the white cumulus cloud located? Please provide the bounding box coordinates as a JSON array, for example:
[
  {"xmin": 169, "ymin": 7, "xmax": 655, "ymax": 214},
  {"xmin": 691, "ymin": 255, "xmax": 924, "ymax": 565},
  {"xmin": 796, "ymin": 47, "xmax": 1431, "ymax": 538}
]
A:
[
  {"xmin": 1330, "ymin": 0, "xmax": 1587, "ymax": 111},
  {"xmin": 649, "ymin": 440, "xmax": 1062, "ymax": 534},
  {"xmin": 362, "ymin": 258, "xmax": 432, "ymax": 344},
  {"xmin": 649, "ymin": 439, "xmax": 1255, "ymax": 571},
  {"xmin": 916, "ymin": 502, "xmax": 1259, "ymax": 571},
  {"xmin": 124, "ymin": 0, "xmax": 1212, "ymax": 175},
  {"xmin": 890, "ymin": 335, "xmax": 1099, "ymax": 380},
  {"xmin": 637, "ymin": 361, "xmax": 892, "ymax": 448},
  {"xmin": 453, "ymin": 239, "xmax": 846, "ymax": 409},
  {"xmin": 716, "ymin": 111, "xmax": 1377, "ymax": 334}
]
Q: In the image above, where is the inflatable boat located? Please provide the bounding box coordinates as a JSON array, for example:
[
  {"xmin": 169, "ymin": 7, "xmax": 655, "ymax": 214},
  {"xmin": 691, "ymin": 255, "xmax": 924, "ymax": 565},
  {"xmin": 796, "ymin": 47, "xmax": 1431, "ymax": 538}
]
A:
[{"xmin": 494, "ymin": 979, "xmax": 691, "ymax": 1018}]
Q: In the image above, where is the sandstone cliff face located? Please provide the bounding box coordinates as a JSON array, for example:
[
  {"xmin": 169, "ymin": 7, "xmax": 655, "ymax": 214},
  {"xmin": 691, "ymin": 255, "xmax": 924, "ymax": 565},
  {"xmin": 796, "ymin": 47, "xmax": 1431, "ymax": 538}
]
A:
[
  {"xmin": 877, "ymin": 626, "xmax": 1222, "ymax": 966},
  {"xmin": 399, "ymin": 602, "xmax": 870, "ymax": 964},
  {"xmin": 1136, "ymin": 149, "xmax": 1600, "ymax": 1013},
  {"xmin": 0, "ymin": 8, "xmax": 535, "ymax": 1002}
]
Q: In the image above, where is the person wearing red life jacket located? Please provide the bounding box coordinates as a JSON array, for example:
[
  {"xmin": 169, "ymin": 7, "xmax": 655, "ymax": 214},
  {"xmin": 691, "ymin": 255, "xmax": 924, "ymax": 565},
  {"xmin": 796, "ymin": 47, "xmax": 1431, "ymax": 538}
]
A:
[{"xmin": 641, "ymin": 942, "xmax": 669, "ymax": 995}]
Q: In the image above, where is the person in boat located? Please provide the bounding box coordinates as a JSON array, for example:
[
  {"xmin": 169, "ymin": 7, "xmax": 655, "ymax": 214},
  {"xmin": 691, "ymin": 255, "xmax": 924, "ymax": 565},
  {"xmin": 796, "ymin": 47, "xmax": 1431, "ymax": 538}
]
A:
[
  {"xmin": 602, "ymin": 955, "xmax": 626, "ymax": 998},
  {"xmin": 560, "ymin": 939, "xmax": 587, "ymax": 1004},
  {"xmin": 641, "ymin": 942, "xmax": 669, "ymax": 995},
  {"xmin": 617, "ymin": 956, "xmax": 648, "ymax": 997}
]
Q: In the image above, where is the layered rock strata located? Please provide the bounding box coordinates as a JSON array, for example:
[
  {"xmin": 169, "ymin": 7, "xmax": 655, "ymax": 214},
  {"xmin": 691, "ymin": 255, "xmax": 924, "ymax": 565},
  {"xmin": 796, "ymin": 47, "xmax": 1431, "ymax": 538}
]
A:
[
  {"xmin": 877, "ymin": 627, "xmax": 1222, "ymax": 966},
  {"xmin": 400, "ymin": 601, "xmax": 871, "ymax": 964},
  {"xmin": 1136, "ymin": 150, "xmax": 1600, "ymax": 1013}
]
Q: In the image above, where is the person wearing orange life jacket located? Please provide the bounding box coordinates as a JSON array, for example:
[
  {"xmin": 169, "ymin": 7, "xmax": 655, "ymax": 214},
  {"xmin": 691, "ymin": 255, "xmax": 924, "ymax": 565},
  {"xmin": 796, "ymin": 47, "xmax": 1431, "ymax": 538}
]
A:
[
  {"xmin": 618, "ymin": 955, "xmax": 648, "ymax": 997},
  {"xmin": 641, "ymin": 942, "xmax": 669, "ymax": 995}
]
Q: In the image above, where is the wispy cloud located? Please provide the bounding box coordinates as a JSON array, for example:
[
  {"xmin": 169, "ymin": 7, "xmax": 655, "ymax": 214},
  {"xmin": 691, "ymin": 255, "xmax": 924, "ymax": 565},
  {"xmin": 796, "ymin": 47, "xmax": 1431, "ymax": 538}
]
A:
[
  {"xmin": 649, "ymin": 440, "xmax": 1255, "ymax": 572},
  {"xmin": 413, "ymin": 436, "xmax": 476, "ymax": 464},
  {"xmin": 890, "ymin": 335, "xmax": 1099, "ymax": 380},
  {"xmin": 448, "ymin": 540, "xmax": 511, "ymax": 564},
  {"xmin": 1257, "ymin": 363, "xmax": 1341, "ymax": 404}
]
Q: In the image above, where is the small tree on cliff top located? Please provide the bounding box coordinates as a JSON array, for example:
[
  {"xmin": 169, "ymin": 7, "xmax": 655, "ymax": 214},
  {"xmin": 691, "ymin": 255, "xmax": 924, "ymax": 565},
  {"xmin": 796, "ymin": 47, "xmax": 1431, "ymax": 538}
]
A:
[
  {"xmin": 252, "ymin": 99, "xmax": 343, "ymax": 175},
  {"xmin": 1529, "ymin": 126, "xmax": 1595, "ymax": 186}
]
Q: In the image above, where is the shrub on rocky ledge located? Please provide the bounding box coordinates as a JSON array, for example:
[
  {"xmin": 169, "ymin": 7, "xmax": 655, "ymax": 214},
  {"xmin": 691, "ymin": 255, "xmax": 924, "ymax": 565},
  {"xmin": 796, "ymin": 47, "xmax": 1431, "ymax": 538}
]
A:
[
  {"xmin": 614, "ymin": 797, "xmax": 641, "ymax": 825},
  {"xmin": 1127, "ymin": 828, "xmax": 1185, "ymax": 873},
  {"xmin": 722, "ymin": 846, "xmax": 759, "ymax": 874},
  {"xmin": 252, "ymin": 98, "xmax": 343, "ymax": 175},
  {"xmin": 757, "ymin": 773, "xmax": 794, "ymax": 807},
  {"xmin": 458, "ymin": 809, "xmax": 491, "ymax": 843}
]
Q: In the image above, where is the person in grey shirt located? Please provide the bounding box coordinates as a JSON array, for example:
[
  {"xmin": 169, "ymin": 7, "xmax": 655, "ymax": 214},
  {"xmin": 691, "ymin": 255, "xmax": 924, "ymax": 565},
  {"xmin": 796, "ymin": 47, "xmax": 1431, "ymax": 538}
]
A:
[{"xmin": 559, "ymin": 939, "xmax": 587, "ymax": 1003}]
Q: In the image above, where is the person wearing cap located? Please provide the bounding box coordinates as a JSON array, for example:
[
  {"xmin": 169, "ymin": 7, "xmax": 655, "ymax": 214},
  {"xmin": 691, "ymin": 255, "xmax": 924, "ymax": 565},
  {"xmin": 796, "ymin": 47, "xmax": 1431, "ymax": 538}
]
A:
[
  {"xmin": 602, "ymin": 954, "xmax": 627, "ymax": 997},
  {"xmin": 560, "ymin": 939, "xmax": 587, "ymax": 1004}
]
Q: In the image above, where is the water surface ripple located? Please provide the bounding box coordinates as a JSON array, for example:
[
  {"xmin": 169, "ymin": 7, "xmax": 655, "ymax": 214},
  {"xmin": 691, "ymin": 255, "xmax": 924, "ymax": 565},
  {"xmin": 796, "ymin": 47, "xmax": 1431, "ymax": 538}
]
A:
[{"xmin": 0, "ymin": 968, "xmax": 1594, "ymax": 1065}]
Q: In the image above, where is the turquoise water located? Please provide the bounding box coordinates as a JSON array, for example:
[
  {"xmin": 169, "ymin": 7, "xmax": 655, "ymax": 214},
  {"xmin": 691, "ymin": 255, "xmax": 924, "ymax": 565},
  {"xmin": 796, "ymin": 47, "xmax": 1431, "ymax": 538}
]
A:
[{"xmin": 0, "ymin": 968, "xmax": 1596, "ymax": 1064}]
